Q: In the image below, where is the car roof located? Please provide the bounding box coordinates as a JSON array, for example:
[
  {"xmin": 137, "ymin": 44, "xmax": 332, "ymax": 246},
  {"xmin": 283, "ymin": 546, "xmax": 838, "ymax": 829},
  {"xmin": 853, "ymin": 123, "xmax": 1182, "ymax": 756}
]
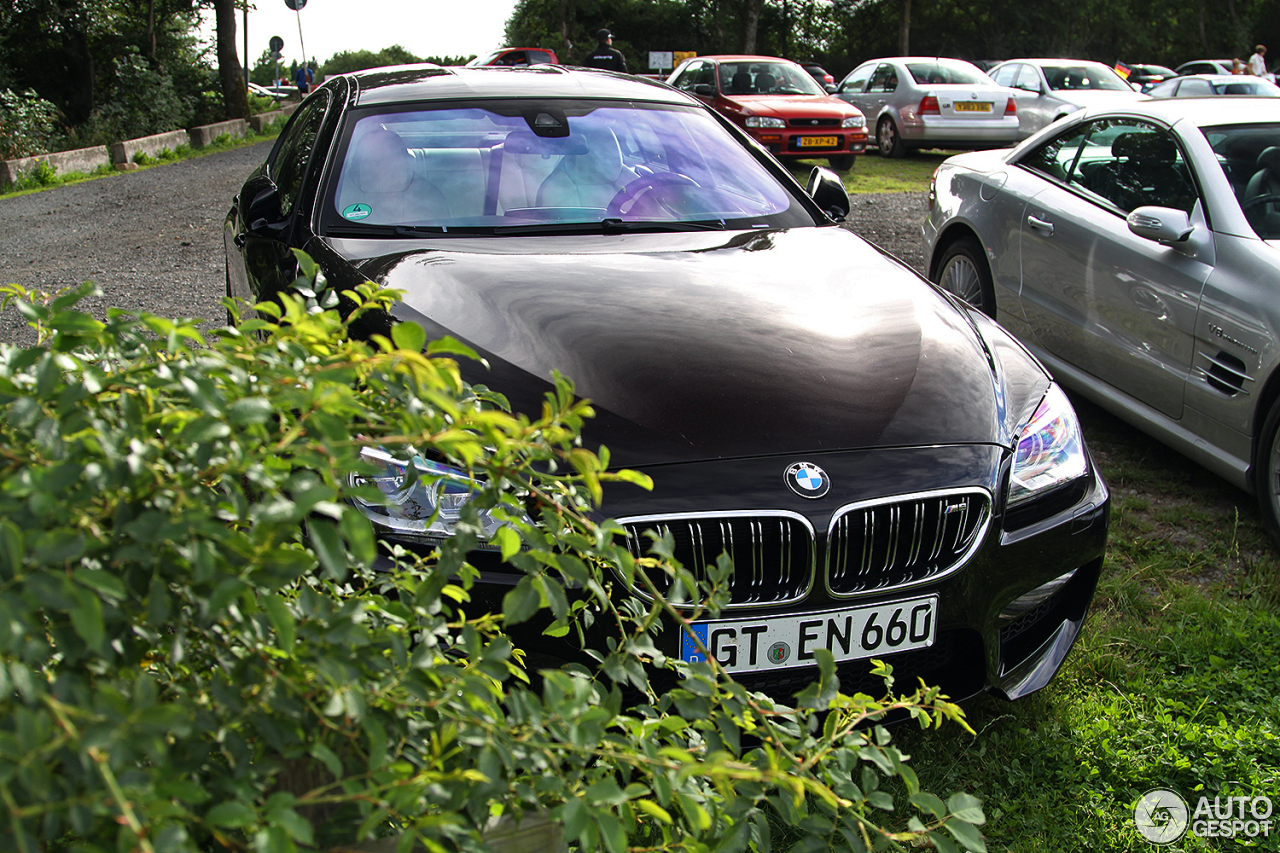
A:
[
  {"xmin": 1073, "ymin": 94, "xmax": 1280, "ymax": 127},
  {"xmin": 996, "ymin": 58, "xmax": 1113, "ymax": 67},
  {"xmin": 689, "ymin": 55, "xmax": 805, "ymax": 65},
  {"xmin": 865, "ymin": 56, "xmax": 983, "ymax": 66},
  {"xmin": 349, "ymin": 64, "xmax": 691, "ymax": 107}
]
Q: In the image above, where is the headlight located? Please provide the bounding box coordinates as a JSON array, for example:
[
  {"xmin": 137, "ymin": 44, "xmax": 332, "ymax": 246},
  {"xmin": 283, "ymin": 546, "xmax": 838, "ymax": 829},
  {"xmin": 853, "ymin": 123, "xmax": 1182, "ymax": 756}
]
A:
[
  {"xmin": 350, "ymin": 446, "xmax": 507, "ymax": 544},
  {"xmin": 745, "ymin": 116, "xmax": 786, "ymax": 128},
  {"xmin": 1007, "ymin": 384, "xmax": 1088, "ymax": 507},
  {"xmin": 841, "ymin": 115, "xmax": 866, "ymax": 128}
]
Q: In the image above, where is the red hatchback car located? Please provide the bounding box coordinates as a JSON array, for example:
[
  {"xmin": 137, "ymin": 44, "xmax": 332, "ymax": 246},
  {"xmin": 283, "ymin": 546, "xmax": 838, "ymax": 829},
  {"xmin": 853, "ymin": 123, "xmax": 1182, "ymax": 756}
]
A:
[{"xmin": 667, "ymin": 55, "xmax": 868, "ymax": 170}]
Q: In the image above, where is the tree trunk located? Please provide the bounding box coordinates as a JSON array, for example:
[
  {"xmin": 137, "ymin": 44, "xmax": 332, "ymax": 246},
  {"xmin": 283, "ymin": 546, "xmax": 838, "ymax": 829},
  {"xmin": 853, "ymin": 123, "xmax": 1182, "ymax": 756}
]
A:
[
  {"xmin": 742, "ymin": 0, "xmax": 763, "ymax": 53},
  {"xmin": 213, "ymin": 0, "xmax": 249, "ymax": 119},
  {"xmin": 899, "ymin": 0, "xmax": 912, "ymax": 56}
]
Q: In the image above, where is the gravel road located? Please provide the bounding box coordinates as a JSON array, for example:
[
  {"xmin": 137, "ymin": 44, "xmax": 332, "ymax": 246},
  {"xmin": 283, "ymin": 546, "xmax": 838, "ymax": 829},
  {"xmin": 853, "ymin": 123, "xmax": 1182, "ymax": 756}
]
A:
[{"xmin": 0, "ymin": 145, "xmax": 929, "ymax": 345}]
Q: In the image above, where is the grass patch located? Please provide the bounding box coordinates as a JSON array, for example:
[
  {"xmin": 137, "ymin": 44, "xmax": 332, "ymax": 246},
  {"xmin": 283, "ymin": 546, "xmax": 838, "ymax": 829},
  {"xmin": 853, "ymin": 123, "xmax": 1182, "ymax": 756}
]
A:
[
  {"xmin": 880, "ymin": 395, "xmax": 1280, "ymax": 851},
  {"xmin": 790, "ymin": 149, "xmax": 957, "ymax": 194}
]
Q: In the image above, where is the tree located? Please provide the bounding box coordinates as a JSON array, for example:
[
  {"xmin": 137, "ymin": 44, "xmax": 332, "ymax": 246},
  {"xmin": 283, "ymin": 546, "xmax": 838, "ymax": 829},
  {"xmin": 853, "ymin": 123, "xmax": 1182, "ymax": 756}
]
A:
[{"xmin": 210, "ymin": 0, "xmax": 248, "ymax": 119}]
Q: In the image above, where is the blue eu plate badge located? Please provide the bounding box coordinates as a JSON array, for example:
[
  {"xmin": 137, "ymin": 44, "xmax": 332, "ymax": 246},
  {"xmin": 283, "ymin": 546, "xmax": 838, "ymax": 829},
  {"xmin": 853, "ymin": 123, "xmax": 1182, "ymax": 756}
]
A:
[{"xmin": 681, "ymin": 623, "xmax": 709, "ymax": 663}]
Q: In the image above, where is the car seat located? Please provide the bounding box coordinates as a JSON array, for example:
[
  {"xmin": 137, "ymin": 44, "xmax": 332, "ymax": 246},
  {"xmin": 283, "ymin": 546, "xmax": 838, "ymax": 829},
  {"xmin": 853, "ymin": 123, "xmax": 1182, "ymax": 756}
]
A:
[
  {"xmin": 1100, "ymin": 131, "xmax": 1192, "ymax": 213},
  {"xmin": 729, "ymin": 70, "xmax": 753, "ymax": 94},
  {"xmin": 755, "ymin": 71, "xmax": 776, "ymax": 92},
  {"xmin": 535, "ymin": 126, "xmax": 637, "ymax": 209},
  {"xmin": 344, "ymin": 128, "xmax": 451, "ymax": 224},
  {"xmin": 1243, "ymin": 146, "xmax": 1280, "ymax": 235}
]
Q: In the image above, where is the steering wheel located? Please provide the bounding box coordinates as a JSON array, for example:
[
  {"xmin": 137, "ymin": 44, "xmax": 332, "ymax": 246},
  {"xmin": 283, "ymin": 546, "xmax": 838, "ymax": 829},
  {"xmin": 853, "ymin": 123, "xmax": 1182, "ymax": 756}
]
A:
[
  {"xmin": 606, "ymin": 172, "xmax": 701, "ymax": 218},
  {"xmin": 1242, "ymin": 192, "xmax": 1280, "ymax": 212}
]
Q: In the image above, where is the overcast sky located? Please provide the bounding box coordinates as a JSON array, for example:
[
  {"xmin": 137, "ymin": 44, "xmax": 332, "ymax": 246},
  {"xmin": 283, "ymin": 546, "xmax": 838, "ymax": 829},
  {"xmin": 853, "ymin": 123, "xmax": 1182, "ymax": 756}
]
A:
[{"xmin": 200, "ymin": 0, "xmax": 521, "ymax": 68}]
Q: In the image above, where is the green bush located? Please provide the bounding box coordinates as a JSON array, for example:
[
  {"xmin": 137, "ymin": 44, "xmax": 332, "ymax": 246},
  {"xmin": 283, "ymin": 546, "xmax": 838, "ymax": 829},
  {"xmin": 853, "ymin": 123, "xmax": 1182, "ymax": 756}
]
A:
[
  {"xmin": 71, "ymin": 48, "xmax": 193, "ymax": 147},
  {"xmin": 0, "ymin": 262, "xmax": 986, "ymax": 852},
  {"xmin": 0, "ymin": 89, "xmax": 62, "ymax": 159}
]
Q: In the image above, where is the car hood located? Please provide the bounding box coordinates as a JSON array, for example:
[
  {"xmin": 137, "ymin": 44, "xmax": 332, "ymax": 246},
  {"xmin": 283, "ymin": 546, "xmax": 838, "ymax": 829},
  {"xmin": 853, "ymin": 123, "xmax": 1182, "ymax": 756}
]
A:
[
  {"xmin": 723, "ymin": 94, "xmax": 856, "ymax": 118},
  {"xmin": 341, "ymin": 227, "xmax": 1043, "ymax": 468}
]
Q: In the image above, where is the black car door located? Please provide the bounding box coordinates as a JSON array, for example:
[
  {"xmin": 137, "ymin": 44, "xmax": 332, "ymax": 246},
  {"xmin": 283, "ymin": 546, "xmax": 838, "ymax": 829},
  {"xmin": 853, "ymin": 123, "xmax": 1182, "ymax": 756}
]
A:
[{"xmin": 226, "ymin": 88, "xmax": 333, "ymax": 312}]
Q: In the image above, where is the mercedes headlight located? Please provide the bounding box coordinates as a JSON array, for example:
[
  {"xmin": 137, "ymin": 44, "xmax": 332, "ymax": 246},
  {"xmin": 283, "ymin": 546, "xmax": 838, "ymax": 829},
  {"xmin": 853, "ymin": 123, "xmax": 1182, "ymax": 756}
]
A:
[
  {"xmin": 350, "ymin": 446, "xmax": 507, "ymax": 544},
  {"xmin": 841, "ymin": 115, "xmax": 866, "ymax": 128},
  {"xmin": 745, "ymin": 116, "xmax": 786, "ymax": 128},
  {"xmin": 1008, "ymin": 384, "xmax": 1088, "ymax": 507}
]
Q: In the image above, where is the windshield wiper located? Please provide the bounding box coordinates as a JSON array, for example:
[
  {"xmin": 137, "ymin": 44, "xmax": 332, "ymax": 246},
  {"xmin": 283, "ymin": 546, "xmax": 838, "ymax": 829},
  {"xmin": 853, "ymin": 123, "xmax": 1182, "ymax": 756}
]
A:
[
  {"xmin": 492, "ymin": 218, "xmax": 727, "ymax": 236},
  {"xmin": 325, "ymin": 223, "xmax": 450, "ymax": 238}
]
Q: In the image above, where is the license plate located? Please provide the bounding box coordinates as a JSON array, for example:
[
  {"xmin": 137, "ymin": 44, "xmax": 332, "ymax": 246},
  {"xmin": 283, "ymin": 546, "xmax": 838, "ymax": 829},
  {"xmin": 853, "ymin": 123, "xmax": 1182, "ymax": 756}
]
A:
[
  {"xmin": 953, "ymin": 101, "xmax": 992, "ymax": 112},
  {"xmin": 680, "ymin": 595, "xmax": 937, "ymax": 673},
  {"xmin": 798, "ymin": 135, "xmax": 839, "ymax": 148}
]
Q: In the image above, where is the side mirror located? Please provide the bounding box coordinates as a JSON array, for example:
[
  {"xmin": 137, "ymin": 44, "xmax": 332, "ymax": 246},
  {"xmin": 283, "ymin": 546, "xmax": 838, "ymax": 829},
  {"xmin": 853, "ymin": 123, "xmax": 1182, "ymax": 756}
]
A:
[
  {"xmin": 824, "ymin": 83, "xmax": 838, "ymax": 94},
  {"xmin": 693, "ymin": 83, "xmax": 716, "ymax": 96},
  {"xmin": 806, "ymin": 166, "xmax": 850, "ymax": 221},
  {"xmin": 242, "ymin": 173, "xmax": 285, "ymax": 234},
  {"xmin": 1127, "ymin": 205, "xmax": 1193, "ymax": 244}
]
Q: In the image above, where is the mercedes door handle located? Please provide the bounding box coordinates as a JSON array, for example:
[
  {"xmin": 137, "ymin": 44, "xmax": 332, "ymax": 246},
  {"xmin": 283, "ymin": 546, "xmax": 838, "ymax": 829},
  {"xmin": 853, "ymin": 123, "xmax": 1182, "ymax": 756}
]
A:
[{"xmin": 1027, "ymin": 214, "xmax": 1055, "ymax": 235}]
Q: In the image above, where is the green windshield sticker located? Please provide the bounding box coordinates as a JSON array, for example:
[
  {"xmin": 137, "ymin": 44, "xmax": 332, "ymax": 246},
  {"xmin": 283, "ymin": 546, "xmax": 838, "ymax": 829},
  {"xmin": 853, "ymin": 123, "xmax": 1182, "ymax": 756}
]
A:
[{"xmin": 342, "ymin": 203, "xmax": 372, "ymax": 221}]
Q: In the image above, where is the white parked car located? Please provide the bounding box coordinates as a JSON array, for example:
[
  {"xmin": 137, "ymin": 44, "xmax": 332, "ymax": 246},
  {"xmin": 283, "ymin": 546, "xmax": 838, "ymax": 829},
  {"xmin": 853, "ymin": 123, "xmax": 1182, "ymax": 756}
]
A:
[{"xmin": 987, "ymin": 59, "xmax": 1146, "ymax": 138}]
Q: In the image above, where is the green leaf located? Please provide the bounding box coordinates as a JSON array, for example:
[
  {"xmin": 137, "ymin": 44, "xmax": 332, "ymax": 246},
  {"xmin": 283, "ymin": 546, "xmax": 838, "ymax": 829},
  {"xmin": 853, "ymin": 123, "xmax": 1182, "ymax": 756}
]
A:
[
  {"xmin": 391, "ymin": 321, "xmax": 427, "ymax": 353},
  {"xmin": 596, "ymin": 812, "xmax": 627, "ymax": 853},
  {"xmin": 73, "ymin": 568, "xmax": 127, "ymax": 601},
  {"xmin": 494, "ymin": 525, "xmax": 521, "ymax": 561},
  {"xmin": 910, "ymin": 792, "xmax": 946, "ymax": 820},
  {"xmin": 503, "ymin": 576, "xmax": 540, "ymax": 625},
  {"xmin": 206, "ymin": 800, "xmax": 258, "ymax": 828},
  {"xmin": 70, "ymin": 587, "xmax": 104, "ymax": 651},
  {"xmin": 307, "ymin": 519, "xmax": 346, "ymax": 581},
  {"xmin": 945, "ymin": 817, "xmax": 988, "ymax": 852},
  {"xmin": 927, "ymin": 831, "xmax": 960, "ymax": 853},
  {"xmin": 947, "ymin": 792, "xmax": 985, "ymax": 825},
  {"xmin": 263, "ymin": 593, "xmax": 296, "ymax": 653}
]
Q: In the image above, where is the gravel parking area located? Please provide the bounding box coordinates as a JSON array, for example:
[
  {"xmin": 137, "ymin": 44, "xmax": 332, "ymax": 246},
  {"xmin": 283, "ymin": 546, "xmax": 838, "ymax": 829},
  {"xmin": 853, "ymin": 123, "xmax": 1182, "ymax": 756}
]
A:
[{"xmin": 0, "ymin": 145, "xmax": 931, "ymax": 345}]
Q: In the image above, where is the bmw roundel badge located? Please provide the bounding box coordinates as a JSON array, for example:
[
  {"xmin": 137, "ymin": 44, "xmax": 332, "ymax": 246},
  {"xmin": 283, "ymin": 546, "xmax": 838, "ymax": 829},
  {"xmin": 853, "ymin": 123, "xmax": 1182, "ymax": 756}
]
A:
[{"xmin": 784, "ymin": 462, "xmax": 830, "ymax": 499}]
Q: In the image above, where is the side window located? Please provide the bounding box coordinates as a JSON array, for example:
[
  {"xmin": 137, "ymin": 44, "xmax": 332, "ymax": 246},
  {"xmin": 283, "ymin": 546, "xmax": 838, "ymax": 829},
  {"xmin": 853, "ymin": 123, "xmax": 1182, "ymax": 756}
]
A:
[
  {"xmin": 1015, "ymin": 65, "xmax": 1042, "ymax": 92},
  {"xmin": 694, "ymin": 62, "xmax": 716, "ymax": 88},
  {"xmin": 1025, "ymin": 119, "xmax": 1197, "ymax": 214},
  {"xmin": 867, "ymin": 64, "xmax": 898, "ymax": 93},
  {"xmin": 1021, "ymin": 123, "xmax": 1090, "ymax": 183},
  {"xmin": 270, "ymin": 93, "xmax": 329, "ymax": 217},
  {"xmin": 839, "ymin": 65, "xmax": 872, "ymax": 94},
  {"xmin": 991, "ymin": 64, "xmax": 1018, "ymax": 87},
  {"xmin": 1176, "ymin": 78, "xmax": 1212, "ymax": 97}
]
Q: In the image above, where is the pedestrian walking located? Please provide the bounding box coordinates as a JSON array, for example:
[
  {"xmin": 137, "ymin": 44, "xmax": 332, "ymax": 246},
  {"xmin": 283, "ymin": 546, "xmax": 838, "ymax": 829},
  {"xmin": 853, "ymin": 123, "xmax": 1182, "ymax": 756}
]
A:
[{"xmin": 1249, "ymin": 44, "xmax": 1268, "ymax": 76}]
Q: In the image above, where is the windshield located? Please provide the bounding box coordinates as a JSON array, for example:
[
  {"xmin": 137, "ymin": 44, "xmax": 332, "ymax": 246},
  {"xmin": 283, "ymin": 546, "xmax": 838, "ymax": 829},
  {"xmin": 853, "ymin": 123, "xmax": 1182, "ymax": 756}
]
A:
[
  {"xmin": 906, "ymin": 61, "xmax": 992, "ymax": 86},
  {"xmin": 1203, "ymin": 122, "xmax": 1280, "ymax": 239},
  {"xmin": 1042, "ymin": 64, "xmax": 1132, "ymax": 91},
  {"xmin": 717, "ymin": 62, "xmax": 826, "ymax": 96},
  {"xmin": 321, "ymin": 101, "xmax": 811, "ymax": 235}
]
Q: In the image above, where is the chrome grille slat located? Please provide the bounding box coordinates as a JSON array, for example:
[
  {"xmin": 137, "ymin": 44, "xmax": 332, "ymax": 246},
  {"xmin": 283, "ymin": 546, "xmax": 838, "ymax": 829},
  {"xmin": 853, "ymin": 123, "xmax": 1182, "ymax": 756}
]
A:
[
  {"xmin": 827, "ymin": 490, "xmax": 991, "ymax": 597},
  {"xmin": 619, "ymin": 512, "xmax": 815, "ymax": 609}
]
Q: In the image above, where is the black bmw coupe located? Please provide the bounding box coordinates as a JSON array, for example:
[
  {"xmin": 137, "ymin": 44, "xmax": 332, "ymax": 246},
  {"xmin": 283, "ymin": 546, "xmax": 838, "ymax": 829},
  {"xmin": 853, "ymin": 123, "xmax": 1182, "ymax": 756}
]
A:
[{"xmin": 225, "ymin": 63, "xmax": 1109, "ymax": 703}]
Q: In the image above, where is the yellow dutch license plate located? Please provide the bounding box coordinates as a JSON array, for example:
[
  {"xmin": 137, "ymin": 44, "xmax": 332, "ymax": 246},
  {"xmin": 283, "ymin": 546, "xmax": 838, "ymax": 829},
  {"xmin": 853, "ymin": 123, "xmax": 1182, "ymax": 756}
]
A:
[
  {"xmin": 799, "ymin": 135, "xmax": 838, "ymax": 148},
  {"xmin": 954, "ymin": 101, "xmax": 992, "ymax": 112}
]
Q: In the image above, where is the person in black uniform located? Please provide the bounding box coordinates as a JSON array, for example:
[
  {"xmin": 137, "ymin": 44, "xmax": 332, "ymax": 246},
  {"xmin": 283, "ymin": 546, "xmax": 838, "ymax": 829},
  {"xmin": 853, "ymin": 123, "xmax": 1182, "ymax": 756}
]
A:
[{"xmin": 584, "ymin": 29, "xmax": 627, "ymax": 73}]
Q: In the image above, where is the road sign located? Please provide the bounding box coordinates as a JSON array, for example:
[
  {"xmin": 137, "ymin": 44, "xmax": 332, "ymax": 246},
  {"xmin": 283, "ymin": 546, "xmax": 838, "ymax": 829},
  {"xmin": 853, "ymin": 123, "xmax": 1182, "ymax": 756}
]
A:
[
  {"xmin": 649, "ymin": 51, "xmax": 674, "ymax": 71},
  {"xmin": 269, "ymin": 35, "xmax": 284, "ymax": 52},
  {"xmin": 284, "ymin": 0, "xmax": 306, "ymax": 9}
]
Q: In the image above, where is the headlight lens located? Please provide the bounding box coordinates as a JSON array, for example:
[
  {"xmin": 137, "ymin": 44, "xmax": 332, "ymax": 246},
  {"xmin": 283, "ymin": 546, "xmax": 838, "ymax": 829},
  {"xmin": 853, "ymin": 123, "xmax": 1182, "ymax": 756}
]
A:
[
  {"xmin": 841, "ymin": 115, "xmax": 866, "ymax": 128},
  {"xmin": 1008, "ymin": 384, "xmax": 1088, "ymax": 506},
  {"xmin": 350, "ymin": 446, "xmax": 507, "ymax": 543},
  {"xmin": 745, "ymin": 116, "xmax": 786, "ymax": 128}
]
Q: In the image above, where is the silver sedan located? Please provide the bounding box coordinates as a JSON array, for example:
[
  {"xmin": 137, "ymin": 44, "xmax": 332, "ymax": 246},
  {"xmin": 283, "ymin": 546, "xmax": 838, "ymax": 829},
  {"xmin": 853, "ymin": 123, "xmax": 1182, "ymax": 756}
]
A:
[
  {"xmin": 1147, "ymin": 73, "xmax": 1280, "ymax": 98},
  {"xmin": 834, "ymin": 57, "xmax": 1019, "ymax": 157},
  {"xmin": 988, "ymin": 59, "xmax": 1145, "ymax": 138},
  {"xmin": 922, "ymin": 98, "xmax": 1280, "ymax": 546}
]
